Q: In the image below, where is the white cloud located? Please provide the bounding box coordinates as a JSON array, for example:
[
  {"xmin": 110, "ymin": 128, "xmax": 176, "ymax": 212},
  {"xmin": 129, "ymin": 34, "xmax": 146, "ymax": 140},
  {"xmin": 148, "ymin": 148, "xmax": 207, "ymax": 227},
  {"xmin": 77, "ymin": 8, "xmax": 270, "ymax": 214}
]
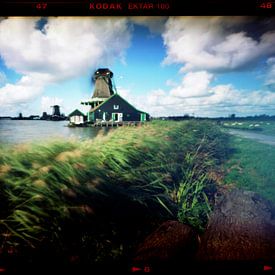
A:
[
  {"xmin": 0, "ymin": 73, "xmax": 48, "ymax": 116},
  {"xmin": 165, "ymin": 79, "xmax": 178, "ymax": 87},
  {"xmin": 0, "ymin": 74, "xmax": 45, "ymax": 106},
  {"xmin": 265, "ymin": 57, "xmax": 275, "ymax": 89},
  {"xmin": 119, "ymin": 75, "xmax": 275, "ymax": 117},
  {"xmin": 0, "ymin": 17, "xmax": 131, "ymax": 113},
  {"xmin": 170, "ymin": 71, "xmax": 213, "ymax": 98},
  {"xmin": 162, "ymin": 17, "xmax": 275, "ymax": 72},
  {"xmin": 156, "ymin": 17, "xmax": 275, "ymax": 116},
  {"xmin": 0, "ymin": 71, "xmax": 7, "ymax": 85},
  {"xmin": 1, "ymin": 17, "xmax": 275, "ymax": 118},
  {"xmin": 0, "ymin": 17, "xmax": 131, "ymax": 79},
  {"xmin": 133, "ymin": 71, "xmax": 214, "ymax": 115}
]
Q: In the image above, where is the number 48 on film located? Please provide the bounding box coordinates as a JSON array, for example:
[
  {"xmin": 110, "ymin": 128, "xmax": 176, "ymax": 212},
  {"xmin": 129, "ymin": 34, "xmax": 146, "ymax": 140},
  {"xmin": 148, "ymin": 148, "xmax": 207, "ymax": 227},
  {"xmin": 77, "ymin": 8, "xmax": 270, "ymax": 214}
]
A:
[
  {"xmin": 259, "ymin": 2, "xmax": 273, "ymax": 8},
  {"xmin": 36, "ymin": 3, "xmax": 48, "ymax": 9}
]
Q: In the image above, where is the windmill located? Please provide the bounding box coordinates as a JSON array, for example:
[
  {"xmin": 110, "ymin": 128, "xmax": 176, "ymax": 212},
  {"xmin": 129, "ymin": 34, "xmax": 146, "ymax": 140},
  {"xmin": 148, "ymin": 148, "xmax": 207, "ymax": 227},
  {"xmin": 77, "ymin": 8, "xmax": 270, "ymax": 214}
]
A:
[
  {"xmin": 51, "ymin": 105, "xmax": 61, "ymax": 116},
  {"xmin": 92, "ymin": 68, "xmax": 115, "ymax": 98},
  {"xmin": 79, "ymin": 68, "xmax": 149, "ymax": 124},
  {"xmin": 50, "ymin": 105, "xmax": 66, "ymax": 121},
  {"xmin": 81, "ymin": 68, "xmax": 116, "ymax": 109}
]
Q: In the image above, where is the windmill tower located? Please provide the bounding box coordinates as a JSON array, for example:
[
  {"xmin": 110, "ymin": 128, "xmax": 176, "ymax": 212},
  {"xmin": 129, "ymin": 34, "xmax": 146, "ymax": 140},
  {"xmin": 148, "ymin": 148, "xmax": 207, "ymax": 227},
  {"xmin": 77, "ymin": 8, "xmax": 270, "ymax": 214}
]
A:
[
  {"xmin": 93, "ymin": 68, "xmax": 114, "ymax": 99},
  {"xmin": 49, "ymin": 105, "xmax": 66, "ymax": 121},
  {"xmin": 81, "ymin": 68, "xmax": 115, "ymax": 109},
  {"xmin": 51, "ymin": 105, "xmax": 61, "ymax": 116}
]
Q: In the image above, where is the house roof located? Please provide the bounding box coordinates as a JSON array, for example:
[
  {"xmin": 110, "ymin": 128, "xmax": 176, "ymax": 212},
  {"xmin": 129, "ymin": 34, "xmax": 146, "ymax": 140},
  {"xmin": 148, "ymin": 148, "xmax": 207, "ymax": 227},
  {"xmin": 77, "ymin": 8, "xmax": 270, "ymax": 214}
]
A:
[
  {"xmin": 68, "ymin": 109, "xmax": 85, "ymax": 117},
  {"xmin": 89, "ymin": 93, "xmax": 149, "ymax": 115}
]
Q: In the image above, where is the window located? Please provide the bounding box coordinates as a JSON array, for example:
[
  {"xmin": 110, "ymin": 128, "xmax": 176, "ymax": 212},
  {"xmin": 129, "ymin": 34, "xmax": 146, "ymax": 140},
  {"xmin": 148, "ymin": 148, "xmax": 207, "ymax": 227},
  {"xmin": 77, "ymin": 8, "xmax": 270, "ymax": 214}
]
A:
[{"xmin": 113, "ymin": 105, "xmax": 119, "ymax": 110}]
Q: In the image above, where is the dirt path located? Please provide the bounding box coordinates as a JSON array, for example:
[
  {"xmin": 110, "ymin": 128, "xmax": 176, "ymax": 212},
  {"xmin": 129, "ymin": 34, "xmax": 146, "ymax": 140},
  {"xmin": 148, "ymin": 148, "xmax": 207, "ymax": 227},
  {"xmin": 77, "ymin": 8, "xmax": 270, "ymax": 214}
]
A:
[{"xmin": 228, "ymin": 129, "xmax": 275, "ymax": 146}]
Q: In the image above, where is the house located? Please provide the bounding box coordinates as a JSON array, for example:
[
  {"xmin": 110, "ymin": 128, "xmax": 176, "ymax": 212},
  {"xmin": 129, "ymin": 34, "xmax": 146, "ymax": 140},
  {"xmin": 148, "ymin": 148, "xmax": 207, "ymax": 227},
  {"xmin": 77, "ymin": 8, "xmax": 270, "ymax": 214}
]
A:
[
  {"xmin": 68, "ymin": 109, "xmax": 86, "ymax": 125},
  {"xmin": 88, "ymin": 93, "xmax": 149, "ymax": 123},
  {"xmin": 81, "ymin": 68, "xmax": 149, "ymax": 124}
]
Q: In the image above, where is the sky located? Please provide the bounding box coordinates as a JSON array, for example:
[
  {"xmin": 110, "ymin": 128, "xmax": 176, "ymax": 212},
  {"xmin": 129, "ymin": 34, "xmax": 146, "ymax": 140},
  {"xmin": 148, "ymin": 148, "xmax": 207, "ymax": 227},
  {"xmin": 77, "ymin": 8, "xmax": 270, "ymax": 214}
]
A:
[{"xmin": 0, "ymin": 16, "xmax": 275, "ymax": 118}]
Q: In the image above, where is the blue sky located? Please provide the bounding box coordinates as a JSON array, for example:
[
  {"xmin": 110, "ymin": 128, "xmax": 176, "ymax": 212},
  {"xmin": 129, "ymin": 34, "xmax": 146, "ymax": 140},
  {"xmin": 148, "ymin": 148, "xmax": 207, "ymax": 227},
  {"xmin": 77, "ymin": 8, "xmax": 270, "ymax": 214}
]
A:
[{"xmin": 0, "ymin": 17, "xmax": 275, "ymax": 117}]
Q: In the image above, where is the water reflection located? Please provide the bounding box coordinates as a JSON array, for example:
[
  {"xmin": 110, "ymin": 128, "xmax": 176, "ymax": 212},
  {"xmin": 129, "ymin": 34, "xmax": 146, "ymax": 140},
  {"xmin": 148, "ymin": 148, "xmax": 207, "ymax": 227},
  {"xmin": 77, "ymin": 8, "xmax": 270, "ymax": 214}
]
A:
[{"xmin": 0, "ymin": 120, "xmax": 108, "ymax": 145}]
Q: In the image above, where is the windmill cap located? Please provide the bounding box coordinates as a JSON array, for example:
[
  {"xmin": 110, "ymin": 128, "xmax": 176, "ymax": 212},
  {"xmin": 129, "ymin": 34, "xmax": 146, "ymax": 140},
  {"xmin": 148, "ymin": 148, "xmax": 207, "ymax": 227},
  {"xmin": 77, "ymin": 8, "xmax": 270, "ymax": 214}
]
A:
[{"xmin": 94, "ymin": 68, "xmax": 113, "ymax": 78}]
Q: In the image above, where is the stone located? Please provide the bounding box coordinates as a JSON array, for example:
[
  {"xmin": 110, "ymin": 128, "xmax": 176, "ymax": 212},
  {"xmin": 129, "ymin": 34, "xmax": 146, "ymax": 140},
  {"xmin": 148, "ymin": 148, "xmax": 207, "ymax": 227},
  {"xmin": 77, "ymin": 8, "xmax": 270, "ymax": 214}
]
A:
[
  {"xmin": 132, "ymin": 220, "xmax": 199, "ymax": 273},
  {"xmin": 196, "ymin": 189, "xmax": 275, "ymax": 272}
]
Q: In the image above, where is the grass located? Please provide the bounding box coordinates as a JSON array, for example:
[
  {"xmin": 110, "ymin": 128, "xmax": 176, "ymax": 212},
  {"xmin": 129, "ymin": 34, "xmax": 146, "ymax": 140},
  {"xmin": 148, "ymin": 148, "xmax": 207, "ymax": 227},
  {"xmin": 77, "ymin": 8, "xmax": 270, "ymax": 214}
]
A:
[
  {"xmin": 0, "ymin": 120, "xmax": 230, "ymax": 272},
  {"xmin": 259, "ymin": 121, "xmax": 275, "ymax": 136},
  {"xmin": 223, "ymin": 136, "xmax": 275, "ymax": 203}
]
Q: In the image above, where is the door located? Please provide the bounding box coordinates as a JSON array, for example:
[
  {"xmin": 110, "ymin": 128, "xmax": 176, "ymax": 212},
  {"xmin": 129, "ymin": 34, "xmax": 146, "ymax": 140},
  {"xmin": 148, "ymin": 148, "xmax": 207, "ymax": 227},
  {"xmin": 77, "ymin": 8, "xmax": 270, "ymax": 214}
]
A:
[
  {"xmin": 89, "ymin": 112, "xmax": 95, "ymax": 122},
  {"xmin": 140, "ymin": 113, "xmax": 146, "ymax": 121},
  {"xmin": 112, "ymin": 113, "xmax": 123, "ymax": 122}
]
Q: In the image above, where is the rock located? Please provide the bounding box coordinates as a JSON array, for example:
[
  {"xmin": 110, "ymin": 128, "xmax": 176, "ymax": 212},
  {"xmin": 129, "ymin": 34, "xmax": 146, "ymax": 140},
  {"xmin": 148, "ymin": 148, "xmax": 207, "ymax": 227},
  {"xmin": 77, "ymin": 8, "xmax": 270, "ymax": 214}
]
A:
[
  {"xmin": 132, "ymin": 220, "xmax": 199, "ymax": 273},
  {"xmin": 132, "ymin": 189, "xmax": 275, "ymax": 273},
  {"xmin": 196, "ymin": 188, "xmax": 275, "ymax": 272}
]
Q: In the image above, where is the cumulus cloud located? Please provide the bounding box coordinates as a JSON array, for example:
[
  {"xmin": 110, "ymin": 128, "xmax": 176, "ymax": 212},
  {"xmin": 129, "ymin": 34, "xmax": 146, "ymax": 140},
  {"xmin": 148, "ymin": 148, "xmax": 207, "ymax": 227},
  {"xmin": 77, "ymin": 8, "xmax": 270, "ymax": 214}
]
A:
[
  {"xmin": 0, "ymin": 17, "xmax": 131, "ymax": 113},
  {"xmin": 0, "ymin": 74, "xmax": 46, "ymax": 106},
  {"xmin": 265, "ymin": 57, "xmax": 275, "ymax": 90},
  {"xmin": 120, "ymin": 75, "xmax": 275, "ymax": 117},
  {"xmin": 170, "ymin": 71, "xmax": 213, "ymax": 98},
  {"xmin": 117, "ymin": 87, "xmax": 170, "ymax": 116},
  {"xmin": 0, "ymin": 73, "xmax": 47, "ymax": 115},
  {"xmin": 165, "ymin": 79, "xmax": 178, "ymax": 87},
  {"xmin": 162, "ymin": 17, "xmax": 275, "ymax": 72},
  {"xmin": 152, "ymin": 17, "xmax": 275, "ymax": 117},
  {"xmin": 0, "ymin": 71, "xmax": 7, "ymax": 85},
  {"xmin": 0, "ymin": 17, "xmax": 131, "ymax": 79},
  {"xmin": 114, "ymin": 17, "xmax": 275, "ymax": 117},
  {"xmin": 1, "ymin": 16, "xmax": 275, "ymax": 117}
]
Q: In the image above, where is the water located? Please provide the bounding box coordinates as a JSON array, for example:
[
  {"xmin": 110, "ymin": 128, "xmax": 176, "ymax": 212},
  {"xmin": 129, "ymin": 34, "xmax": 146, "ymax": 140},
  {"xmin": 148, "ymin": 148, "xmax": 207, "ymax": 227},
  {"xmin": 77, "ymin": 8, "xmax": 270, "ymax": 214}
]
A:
[
  {"xmin": 0, "ymin": 120, "xmax": 103, "ymax": 145},
  {"xmin": 228, "ymin": 129, "xmax": 275, "ymax": 146}
]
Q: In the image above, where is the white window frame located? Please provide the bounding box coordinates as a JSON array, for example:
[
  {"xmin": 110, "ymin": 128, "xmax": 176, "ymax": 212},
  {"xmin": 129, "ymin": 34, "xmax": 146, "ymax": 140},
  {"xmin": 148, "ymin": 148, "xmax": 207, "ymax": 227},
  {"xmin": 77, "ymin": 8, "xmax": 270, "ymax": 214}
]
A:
[{"xmin": 113, "ymin": 105, "xmax": 119, "ymax": 110}]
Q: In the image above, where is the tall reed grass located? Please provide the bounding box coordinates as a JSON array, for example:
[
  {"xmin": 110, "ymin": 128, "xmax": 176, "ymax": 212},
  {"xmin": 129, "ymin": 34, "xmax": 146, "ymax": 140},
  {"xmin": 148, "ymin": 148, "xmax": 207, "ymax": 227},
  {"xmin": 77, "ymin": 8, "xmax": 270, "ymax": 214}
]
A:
[{"xmin": 0, "ymin": 120, "xmax": 229, "ymax": 272}]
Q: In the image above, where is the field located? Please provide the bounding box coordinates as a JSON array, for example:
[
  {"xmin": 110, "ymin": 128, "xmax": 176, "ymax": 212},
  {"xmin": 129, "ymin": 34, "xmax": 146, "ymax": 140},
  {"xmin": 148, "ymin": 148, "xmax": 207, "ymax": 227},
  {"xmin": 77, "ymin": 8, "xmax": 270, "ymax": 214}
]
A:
[
  {"xmin": 220, "ymin": 119, "xmax": 275, "ymax": 202},
  {"xmin": 223, "ymin": 136, "xmax": 275, "ymax": 203},
  {"xmin": 0, "ymin": 119, "xmax": 274, "ymax": 272}
]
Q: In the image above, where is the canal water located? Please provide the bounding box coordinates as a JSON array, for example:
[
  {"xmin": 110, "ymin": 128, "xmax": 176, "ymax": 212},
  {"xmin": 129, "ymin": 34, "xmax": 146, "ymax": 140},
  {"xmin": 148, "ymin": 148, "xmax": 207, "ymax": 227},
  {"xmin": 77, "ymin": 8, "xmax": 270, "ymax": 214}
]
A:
[
  {"xmin": 0, "ymin": 120, "xmax": 104, "ymax": 145},
  {"xmin": 228, "ymin": 129, "xmax": 275, "ymax": 146}
]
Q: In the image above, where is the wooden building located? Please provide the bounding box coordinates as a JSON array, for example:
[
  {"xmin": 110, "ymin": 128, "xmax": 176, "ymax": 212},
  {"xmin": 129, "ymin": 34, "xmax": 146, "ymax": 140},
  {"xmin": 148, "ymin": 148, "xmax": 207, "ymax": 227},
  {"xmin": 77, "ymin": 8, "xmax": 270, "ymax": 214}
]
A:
[
  {"xmin": 81, "ymin": 68, "xmax": 149, "ymax": 124},
  {"xmin": 68, "ymin": 109, "xmax": 86, "ymax": 125},
  {"xmin": 88, "ymin": 93, "xmax": 149, "ymax": 123}
]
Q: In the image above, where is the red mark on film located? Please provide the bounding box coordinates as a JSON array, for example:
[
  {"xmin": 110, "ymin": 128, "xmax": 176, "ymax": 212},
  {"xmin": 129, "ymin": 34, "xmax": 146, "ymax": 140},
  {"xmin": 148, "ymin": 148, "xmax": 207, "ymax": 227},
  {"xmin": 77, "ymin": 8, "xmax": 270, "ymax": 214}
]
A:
[
  {"xmin": 144, "ymin": 266, "xmax": 151, "ymax": 272},
  {"xmin": 259, "ymin": 2, "xmax": 273, "ymax": 8},
  {"xmin": 264, "ymin": 265, "xmax": 273, "ymax": 271},
  {"xmin": 131, "ymin": 266, "xmax": 151, "ymax": 272},
  {"xmin": 36, "ymin": 2, "xmax": 47, "ymax": 9},
  {"xmin": 131, "ymin": 266, "xmax": 142, "ymax": 272}
]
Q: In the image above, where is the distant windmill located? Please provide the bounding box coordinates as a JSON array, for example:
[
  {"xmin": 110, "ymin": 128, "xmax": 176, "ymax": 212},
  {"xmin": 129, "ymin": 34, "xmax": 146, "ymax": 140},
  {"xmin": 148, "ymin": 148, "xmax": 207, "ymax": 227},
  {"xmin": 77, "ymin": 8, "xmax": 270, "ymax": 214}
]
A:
[
  {"xmin": 51, "ymin": 105, "xmax": 61, "ymax": 116},
  {"xmin": 49, "ymin": 105, "xmax": 66, "ymax": 121}
]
